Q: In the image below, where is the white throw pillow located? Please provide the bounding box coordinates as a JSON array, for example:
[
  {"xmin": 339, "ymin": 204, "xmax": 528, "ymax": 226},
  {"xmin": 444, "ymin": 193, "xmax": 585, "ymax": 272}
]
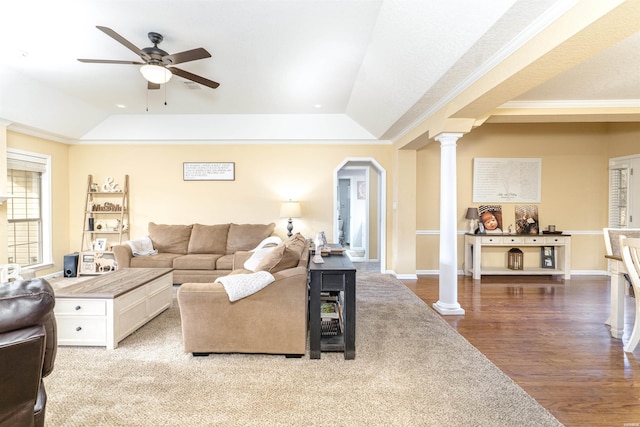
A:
[
  {"xmin": 244, "ymin": 246, "xmax": 276, "ymax": 271},
  {"xmin": 250, "ymin": 236, "xmax": 282, "ymax": 251}
]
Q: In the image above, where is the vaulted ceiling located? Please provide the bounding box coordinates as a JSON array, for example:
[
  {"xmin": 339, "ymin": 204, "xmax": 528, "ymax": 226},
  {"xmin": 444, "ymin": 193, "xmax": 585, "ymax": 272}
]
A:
[{"xmin": 0, "ymin": 0, "xmax": 638, "ymax": 144}]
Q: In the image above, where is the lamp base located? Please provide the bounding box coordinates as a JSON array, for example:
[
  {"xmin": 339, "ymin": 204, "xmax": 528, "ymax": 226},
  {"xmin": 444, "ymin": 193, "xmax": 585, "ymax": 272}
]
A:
[{"xmin": 287, "ymin": 219, "xmax": 294, "ymax": 237}]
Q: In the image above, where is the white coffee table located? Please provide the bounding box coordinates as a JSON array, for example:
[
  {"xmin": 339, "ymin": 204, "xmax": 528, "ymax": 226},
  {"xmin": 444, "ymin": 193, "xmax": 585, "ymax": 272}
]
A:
[{"xmin": 54, "ymin": 268, "xmax": 173, "ymax": 349}]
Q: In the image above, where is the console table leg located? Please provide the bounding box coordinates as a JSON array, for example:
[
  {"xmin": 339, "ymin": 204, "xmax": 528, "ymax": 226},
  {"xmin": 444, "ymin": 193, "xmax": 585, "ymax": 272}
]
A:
[{"xmin": 309, "ymin": 273, "xmax": 322, "ymax": 359}]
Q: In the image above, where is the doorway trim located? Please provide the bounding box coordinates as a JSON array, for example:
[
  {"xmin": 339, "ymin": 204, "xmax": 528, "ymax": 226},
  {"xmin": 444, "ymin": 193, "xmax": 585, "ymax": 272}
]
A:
[{"xmin": 333, "ymin": 157, "xmax": 386, "ymax": 273}]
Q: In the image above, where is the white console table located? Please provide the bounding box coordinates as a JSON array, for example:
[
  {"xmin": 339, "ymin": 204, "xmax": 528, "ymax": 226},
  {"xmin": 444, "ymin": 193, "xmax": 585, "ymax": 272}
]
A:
[{"xmin": 464, "ymin": 234, "xmax": 571, "ymax": 279}]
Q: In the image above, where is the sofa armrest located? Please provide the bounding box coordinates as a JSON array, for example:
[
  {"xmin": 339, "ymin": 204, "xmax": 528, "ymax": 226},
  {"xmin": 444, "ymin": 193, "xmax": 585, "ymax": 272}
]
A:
[{"xmin": 112, "ymin": 244, "xmax": 133, "ymax": 269}]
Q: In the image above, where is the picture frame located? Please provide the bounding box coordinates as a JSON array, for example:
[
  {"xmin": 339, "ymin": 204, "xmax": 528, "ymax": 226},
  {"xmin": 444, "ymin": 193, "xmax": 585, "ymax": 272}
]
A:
[
  {"xmin": 357, "ymin": 181, "xmax": 366, "ymax": 199},
  {"xmin": 472, "ymin": 158, "xmax": 541, "ymax": 203},
  {"xmin": 541, "ymin": 246, "xmax": 555, "ymax": 269},
  {"xmin": 478, "ymin": 205, "xmax": 503, "ymax": 234},
  {"xmin": 515, "ymin": 205, "xmax": 540, "ymax": 235},
  {"xmin": 183, "ymin": 162, "xmax": 235, "ymax": 181},
  {"xmin": 94, "ymin": 238, "xmax": 107, "ymax": 251}
]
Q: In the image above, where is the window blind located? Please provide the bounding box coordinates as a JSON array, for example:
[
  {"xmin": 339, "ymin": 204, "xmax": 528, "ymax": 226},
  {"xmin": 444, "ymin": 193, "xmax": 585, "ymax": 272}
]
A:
[{"xmin": 7, "ymin": 151, "xmax": 47, "ymax": 173}]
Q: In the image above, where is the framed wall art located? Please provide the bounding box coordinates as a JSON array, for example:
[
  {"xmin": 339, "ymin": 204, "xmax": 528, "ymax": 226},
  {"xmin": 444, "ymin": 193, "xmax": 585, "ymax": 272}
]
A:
[
  {"xmin": 183, "ymin": 162, "xmax": 235, "ymax": 181},
  {"xmin": 473, "ymin": 158, "xmax": 541, "ymax": 203}
]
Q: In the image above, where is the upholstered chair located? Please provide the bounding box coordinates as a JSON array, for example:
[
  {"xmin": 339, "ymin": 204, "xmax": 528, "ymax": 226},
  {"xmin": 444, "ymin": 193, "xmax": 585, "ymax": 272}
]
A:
[{"xmin": 0, "ymin": 278, "xmax": 57, "ymax": 427}]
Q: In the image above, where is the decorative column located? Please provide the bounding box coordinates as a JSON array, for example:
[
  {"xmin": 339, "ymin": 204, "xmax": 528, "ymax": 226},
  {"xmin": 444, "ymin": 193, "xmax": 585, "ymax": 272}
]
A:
[{"xmin": 433, "ymin": 133, "xmax": 465, "ymax": 315}]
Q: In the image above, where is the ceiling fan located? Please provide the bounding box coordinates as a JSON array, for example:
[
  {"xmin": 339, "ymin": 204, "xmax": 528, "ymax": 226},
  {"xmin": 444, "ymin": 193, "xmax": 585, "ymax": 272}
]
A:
[{"xmin": 78, "ymin": 25, "xmax": 219, "ymax": 90}]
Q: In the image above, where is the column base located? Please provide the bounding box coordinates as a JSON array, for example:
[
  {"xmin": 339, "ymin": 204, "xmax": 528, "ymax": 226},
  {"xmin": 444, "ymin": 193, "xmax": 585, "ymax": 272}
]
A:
[{"xmin": 433, "ymin": 300, "xmax": 465, "ymax": 316}]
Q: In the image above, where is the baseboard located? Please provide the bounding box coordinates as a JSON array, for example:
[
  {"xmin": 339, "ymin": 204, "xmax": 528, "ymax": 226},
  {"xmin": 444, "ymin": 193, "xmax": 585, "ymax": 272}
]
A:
[
  {"xmin": 388, "ymin": 271, "xmax": 418, "ymax": 280},
  {"xmin": 571, "ymin": 270, "xmax": 608, "ymax": 276},
  {"xmin": 416, "ymin": 269, "xmax": 609, "ymax": 277}
]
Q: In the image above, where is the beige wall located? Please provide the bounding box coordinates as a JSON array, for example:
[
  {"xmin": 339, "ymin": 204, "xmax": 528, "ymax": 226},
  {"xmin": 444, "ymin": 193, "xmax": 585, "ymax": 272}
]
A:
[
  {"xmin": 67, "ymin": 143, "xmax": 394, "ymax": 265},
  {"xmin": 416, "ymin": 122, "xmax": 640, "ymax": 272},
  {"xmin": 5, "ymin": 121, "xmax": 639, "ymax": 277}
]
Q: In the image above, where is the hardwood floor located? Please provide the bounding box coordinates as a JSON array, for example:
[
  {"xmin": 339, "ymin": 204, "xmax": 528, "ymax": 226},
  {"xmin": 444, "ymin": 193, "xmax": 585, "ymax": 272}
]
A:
[{"xmin": 401, "ymin": 274, "xmax": 640, "ymax": 427}]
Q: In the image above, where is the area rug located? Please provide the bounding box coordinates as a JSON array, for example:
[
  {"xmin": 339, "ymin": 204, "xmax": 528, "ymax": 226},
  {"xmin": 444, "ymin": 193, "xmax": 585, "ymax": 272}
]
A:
[{"xmin": 45, "ymin": 271, "xmax": 562, "ymax": 426}]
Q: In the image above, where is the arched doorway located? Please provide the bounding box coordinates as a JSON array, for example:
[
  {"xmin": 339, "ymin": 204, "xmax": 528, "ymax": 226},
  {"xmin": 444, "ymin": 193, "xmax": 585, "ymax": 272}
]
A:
[{"xmin": 334, "ymin": 158, "xmax": 386, "ymax": 273}]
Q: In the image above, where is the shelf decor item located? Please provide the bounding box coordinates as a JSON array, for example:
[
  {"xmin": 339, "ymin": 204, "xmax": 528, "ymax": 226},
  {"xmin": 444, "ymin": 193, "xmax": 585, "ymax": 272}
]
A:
[
  {"xmin": 93, "ymin": 238, "xmax": 107, "ymax": 251},
  {"xmin": 508, "ymin": 248, "xmax": 524, "ymax": 270},
  {"xmin": 541, "ymin": 246, "xmax": 555, "ymax": 269},
  {"xmin": 78, "ymin": 251, "xmax": 118, "ymax": 275}
]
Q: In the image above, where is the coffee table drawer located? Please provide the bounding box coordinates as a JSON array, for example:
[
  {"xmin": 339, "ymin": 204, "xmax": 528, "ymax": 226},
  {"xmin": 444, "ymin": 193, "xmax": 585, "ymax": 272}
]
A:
[
  {"xmin": 55, "ymin": 299, "xmax": 106, "ymax": 316},
  {"xmin": 148, "ymin": 274, "xmax": 173, "ymax": 293},
  {"xmin": 56, "ymin": 316, "xmax": 107, "ymax": 345}
]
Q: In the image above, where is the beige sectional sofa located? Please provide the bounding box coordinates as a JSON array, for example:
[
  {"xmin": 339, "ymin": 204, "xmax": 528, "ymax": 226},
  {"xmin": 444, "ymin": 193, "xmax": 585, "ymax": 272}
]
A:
[
  {"xmin": 177, "ymin": 233, "xmax": 309, "ymax": 357},
  {"xmin": 112, "ymin": 222, "xmax": 276, "ymax": 284}
]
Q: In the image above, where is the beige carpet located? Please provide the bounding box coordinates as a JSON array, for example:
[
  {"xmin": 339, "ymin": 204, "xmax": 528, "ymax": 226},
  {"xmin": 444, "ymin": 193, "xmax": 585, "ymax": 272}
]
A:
[{"xmin": 46, "ymin": 271, "xmax": 562, "ymax": 426}]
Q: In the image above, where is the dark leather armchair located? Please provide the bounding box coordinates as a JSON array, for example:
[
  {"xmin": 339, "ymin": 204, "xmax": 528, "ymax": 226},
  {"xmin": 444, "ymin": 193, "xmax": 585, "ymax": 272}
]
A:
[{"xmin": 0, "ymin": 278, "xmax": 57, "ymax": 427}]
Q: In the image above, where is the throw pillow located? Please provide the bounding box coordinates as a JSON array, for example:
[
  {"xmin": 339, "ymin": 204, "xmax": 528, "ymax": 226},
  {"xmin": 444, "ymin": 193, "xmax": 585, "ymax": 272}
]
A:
[
  {"xmin": 255, "ymin": 233, "xmax": 306, "ymax": 273},
  {"xmin": 226, "ymin": 223, "xmax": 276, "ymax": 254},
  {"xmin": 244, "ymin": 246, "xmax": 276, "ymax": 271},
  {"xmin": 187, "ymin": 223, "xmax": 230, "ymax": 254},
  {"xmin": 148, "ymin": 222, "xmax": 193, "ymax": 254}
]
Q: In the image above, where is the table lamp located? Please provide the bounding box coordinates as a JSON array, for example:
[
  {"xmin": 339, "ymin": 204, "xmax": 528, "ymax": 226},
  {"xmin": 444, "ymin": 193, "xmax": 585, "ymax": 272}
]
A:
[
  {"xmin": 280, "ymin": 200, "xmax": 302, "ymax": 237},
  {"xmin": 465, "ymin": 207, "xmax": 479, "ymax": 234}
]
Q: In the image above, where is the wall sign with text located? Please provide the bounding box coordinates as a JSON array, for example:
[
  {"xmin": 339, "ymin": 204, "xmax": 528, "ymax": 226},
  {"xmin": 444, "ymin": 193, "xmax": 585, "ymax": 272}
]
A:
[
  {"xmin": 183, "ymin": 162, "xmax": 235, "ymax": 181},
  {"xmin": 473, "ymin": 158, "xmax": 541, "ymax": 203}
]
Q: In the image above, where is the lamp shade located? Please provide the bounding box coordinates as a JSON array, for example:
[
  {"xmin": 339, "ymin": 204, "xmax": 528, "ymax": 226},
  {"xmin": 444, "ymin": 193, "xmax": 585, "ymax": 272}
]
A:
[
  {"xmin": 280, "ymin": 201, "xmax": 301, "ymax": 218},
  {"xmin": 465, "ymin": 207, "xmax": 479, "ymax": 220},
  {"xmin": 140, "ymin": 64, "xmax": 172, "ymax": 84}
]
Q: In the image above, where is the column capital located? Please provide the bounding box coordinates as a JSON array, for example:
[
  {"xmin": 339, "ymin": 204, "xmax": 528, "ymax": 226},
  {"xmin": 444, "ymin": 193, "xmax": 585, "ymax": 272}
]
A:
[{"xmin": 434, "ymin": 132, "xmax": 463, "ymax": 146}]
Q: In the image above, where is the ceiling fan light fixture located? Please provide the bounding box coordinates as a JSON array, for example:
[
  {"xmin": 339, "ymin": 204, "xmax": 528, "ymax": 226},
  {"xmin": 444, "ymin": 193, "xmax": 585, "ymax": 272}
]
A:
[{"xmin": 140, "ymin": 64, "xmax": 172, "ymax": 84}]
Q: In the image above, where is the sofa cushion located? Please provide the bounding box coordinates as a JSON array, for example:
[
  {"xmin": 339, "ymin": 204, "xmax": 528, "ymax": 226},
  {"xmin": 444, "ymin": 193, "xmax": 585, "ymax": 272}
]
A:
[
  {"xmin": 173, "ymin": 254, "xmax": 222, "ymax": 270},
  {"xmin": 187, "ymin": 223, "xmax": 230, "ymax": 254},
  {"xmin": 216, "ymin": 254, "xmax": 235, "ymax": 270},
  {"xmin": 226, "ymin": 223, "xmax": 276, "ymax": 254},
  {"xmin": 255, "ymin": 233, "xmax": 307, "ymax": 273},
  {"xmin": 148, "ymin": 223, "xmax": 193, "ymax": 255},
  {"xmin": 130, "ymin": 253, "xmax": 181, "ymax": 268}
]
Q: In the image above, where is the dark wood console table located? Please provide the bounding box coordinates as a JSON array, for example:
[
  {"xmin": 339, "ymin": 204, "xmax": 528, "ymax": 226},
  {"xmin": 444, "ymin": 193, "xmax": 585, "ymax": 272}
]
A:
[{"xmin": 308, "ymin": 254, "xmax": 356, "ymax": 359}]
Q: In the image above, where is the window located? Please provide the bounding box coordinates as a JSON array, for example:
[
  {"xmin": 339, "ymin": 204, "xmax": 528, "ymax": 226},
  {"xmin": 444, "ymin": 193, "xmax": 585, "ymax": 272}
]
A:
[
  {"xmin": 609, "ymin": 155, "xmax": 639, "ymax": 229},
  {"xmin": 609, "ymin": 167, "xmax": 628, "ymax": 228},
  {"xmin": 6, "ymin": 149, "xmax": 51, "ymax": 267}
]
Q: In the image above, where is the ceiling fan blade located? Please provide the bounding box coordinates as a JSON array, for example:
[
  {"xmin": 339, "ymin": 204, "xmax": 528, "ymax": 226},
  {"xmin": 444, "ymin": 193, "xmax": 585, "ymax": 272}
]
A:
[
  {"xmin": 96, "ymin": 25, "xmax": 150, "ymax": 61},
  {"xmin": 78, "ymin": 59, "xmax": 144, "ymax": 65},
  {"xmin": 148, "ymin": 82, "xmax": 160, "ymax": 90},
  {"xmin": 170, "ymin": 67, "xmax": 220, "ymax": 89},
  {"xmin": 162, "ymin": 47, "xmax": 211, "ymax": 65}
]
